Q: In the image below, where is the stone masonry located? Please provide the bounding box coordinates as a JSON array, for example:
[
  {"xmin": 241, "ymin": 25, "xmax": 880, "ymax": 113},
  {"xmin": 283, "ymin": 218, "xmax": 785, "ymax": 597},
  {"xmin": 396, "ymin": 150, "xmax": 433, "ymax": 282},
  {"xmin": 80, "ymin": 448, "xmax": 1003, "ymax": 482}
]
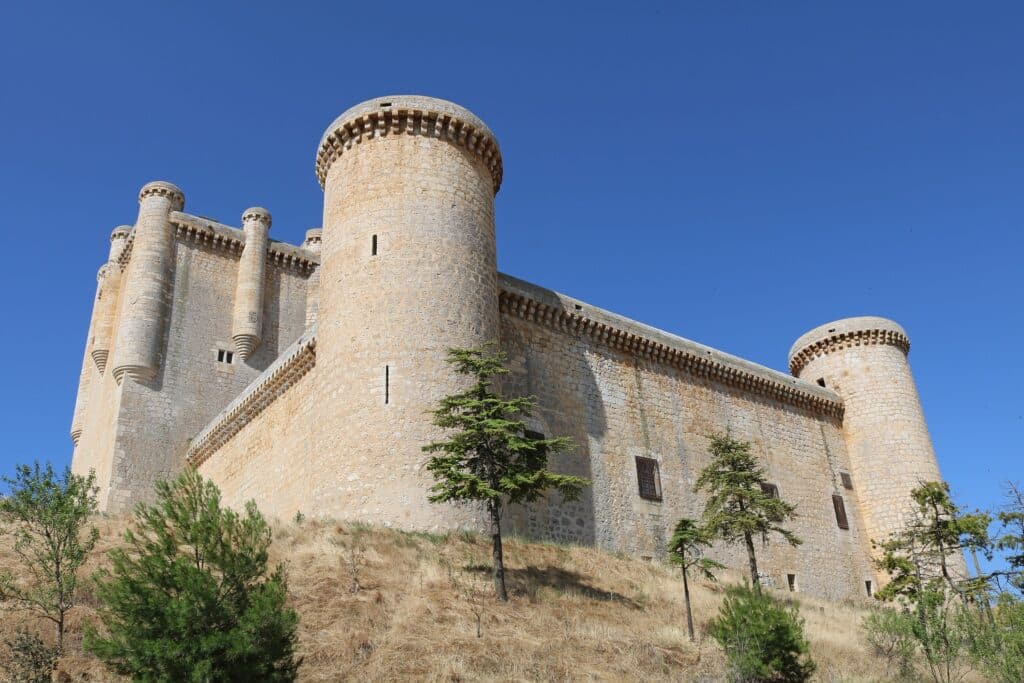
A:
[{"xmin": 69, "ymin": 95, "xmax": 951, "ymax": 601}]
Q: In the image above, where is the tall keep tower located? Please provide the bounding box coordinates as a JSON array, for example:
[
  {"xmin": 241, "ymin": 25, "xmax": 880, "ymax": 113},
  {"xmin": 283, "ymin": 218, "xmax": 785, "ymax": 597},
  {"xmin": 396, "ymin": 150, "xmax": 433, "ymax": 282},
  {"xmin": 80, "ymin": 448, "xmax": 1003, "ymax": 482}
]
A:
[
  {"xmin": 313, "ymin": 96, "xmax": 503, "ymax": 528},
  {"xmin": 789, "ymin": 317, "xmax": 941, "ymax": 551}
]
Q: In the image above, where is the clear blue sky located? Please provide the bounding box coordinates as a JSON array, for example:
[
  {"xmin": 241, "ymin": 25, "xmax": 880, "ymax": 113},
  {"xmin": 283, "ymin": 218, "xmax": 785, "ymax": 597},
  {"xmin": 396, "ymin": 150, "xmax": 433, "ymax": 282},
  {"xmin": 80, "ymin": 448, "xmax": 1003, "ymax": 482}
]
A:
[{"xmin": 0, "ymin": 3, "xmax": 1020, "ymax": 522}]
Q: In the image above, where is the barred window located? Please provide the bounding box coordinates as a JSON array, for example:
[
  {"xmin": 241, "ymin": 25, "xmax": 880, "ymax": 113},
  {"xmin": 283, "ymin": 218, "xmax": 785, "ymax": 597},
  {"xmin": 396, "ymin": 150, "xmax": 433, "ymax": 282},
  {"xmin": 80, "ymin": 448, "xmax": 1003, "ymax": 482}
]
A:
[
  {"xmin": 833, "ymin": 494, "xmax": 849, "ymax": 530},
  {"xmin": 760, "ymin": 482, "xmax": 779, "ymax": 499},
  {"xmin": 635, "ymin": 457, "xmax": 662, "ymax": 501}
]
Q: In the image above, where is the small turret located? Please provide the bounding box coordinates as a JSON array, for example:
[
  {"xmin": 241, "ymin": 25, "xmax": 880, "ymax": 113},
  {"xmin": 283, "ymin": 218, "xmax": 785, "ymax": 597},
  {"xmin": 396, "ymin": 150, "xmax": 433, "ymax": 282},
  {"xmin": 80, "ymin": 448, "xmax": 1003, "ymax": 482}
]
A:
[
  {"xmin": 789, "ymin": 317, "xmax": 942, "ymax": 550},
  {"xmin": 231, "ymin": 207, "xmax": 271, "ymax": 360},
  {"xmin": 111, "ymin": 181, "xmax": 184, "ymax": 383},
  {"xmin": 90, "ymin": 225, "xmax": 132, "ymax": 373},
  {"xmin": 302, "ymin": 228, "xmax": 322, "ymax": 255}
]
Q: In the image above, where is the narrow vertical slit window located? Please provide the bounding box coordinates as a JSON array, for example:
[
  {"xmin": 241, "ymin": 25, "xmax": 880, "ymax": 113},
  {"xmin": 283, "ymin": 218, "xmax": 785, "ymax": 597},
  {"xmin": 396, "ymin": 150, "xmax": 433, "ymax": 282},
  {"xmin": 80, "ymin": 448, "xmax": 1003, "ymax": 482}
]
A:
[
  {"xmin": 371, "ymin": 234, "xmax": 378, "ymax": 256},
  {"xmin": 384, "ymin": 365, "xmax": 389, "ymax": 404},
  {"xmin": 865, "ymin": 580, "xmax": 873, "ymax": 597},
  {"xmin": 787, "ymin": 574, "xmax": 797, "ymax": 592}
]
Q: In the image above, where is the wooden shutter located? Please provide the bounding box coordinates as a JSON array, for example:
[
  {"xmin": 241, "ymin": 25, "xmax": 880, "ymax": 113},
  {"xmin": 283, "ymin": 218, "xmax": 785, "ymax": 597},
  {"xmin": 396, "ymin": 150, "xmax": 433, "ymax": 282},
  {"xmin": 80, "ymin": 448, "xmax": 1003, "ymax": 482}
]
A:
[
  {"xmin": 840, "ymin": 472, "xmax": 853, "ymax": 490},
  {"xmin": 832, "ymin": 494, "xmax": 849, "ymax": 530},
  {"xmin": 635, "ymin": 457, "xmax": 662, "ymax": 501}
]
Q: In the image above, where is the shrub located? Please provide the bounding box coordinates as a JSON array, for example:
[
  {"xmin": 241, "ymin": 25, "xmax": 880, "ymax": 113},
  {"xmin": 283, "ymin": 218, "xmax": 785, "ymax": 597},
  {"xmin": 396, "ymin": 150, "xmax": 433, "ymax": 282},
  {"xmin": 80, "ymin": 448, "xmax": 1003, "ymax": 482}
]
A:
[
  {"xmin": 862, "ymin": 607, "xmax": 917, "ymax": 680},
  {"xmin": 708, "ymin": 583, "xmax": 815, "ymax": 682},
  {"xmin": 84, "ymin": 469, "xmax": 300, "ymax": 681},
  {"xmin": 2, "ymin": 629, "xmax": 58, "ymax": 683}
]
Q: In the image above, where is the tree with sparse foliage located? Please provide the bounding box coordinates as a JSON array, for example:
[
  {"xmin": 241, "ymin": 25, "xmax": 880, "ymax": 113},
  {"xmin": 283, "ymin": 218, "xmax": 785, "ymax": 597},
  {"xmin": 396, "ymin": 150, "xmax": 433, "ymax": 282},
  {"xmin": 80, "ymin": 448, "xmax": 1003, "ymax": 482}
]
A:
[
  {"xmin": 84, "ymin": 469, "xmax": 300, "ymax": 682},
  {"xmin": 0, "ymin": 462, "xmax": 98, "ymax": 655},
  {"xmin": 423, "ymin": 344, "xmax": 590, "ymax": 601},
  {"xmin": 695, "ymin": 434, "xmax": 801, "ymax": 591},
  {"xmin": 709, "ymin": 583, "xmax": 816, "ymax": 682},
  {"xmin": 995, "ymin": 482, "xmax": 1024, "ymax": 593},
  {"xmin": 1, "ymin": 628, "xmax": 59, "ymax": 683},
  {"xmin": 667, "ymin": 517, "xmax": 723, "ymax": 642}
]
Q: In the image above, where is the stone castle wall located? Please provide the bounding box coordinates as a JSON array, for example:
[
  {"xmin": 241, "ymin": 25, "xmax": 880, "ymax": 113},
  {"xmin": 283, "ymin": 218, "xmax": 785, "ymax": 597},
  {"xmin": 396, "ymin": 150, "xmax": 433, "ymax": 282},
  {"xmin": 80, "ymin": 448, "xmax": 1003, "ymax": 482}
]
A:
[{"xmin": 72, "ymin": 211, "xmax": 316, "ymax": 511}]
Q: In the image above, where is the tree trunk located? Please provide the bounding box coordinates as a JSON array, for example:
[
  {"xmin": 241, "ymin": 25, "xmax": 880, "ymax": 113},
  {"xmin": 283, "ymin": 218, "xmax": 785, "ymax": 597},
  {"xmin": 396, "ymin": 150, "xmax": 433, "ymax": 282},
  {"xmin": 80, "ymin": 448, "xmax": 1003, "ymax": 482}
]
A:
[
  {"xmin": 682, "ymin": 565, "xmax": 695, "ymax": 642},
  {"xmin": 744, "ymin": 531, "xmax": 760, "ymax": 591},
  {"xmin": 489, "ymin": 501, "xmax": 508, "ymax": 602}
]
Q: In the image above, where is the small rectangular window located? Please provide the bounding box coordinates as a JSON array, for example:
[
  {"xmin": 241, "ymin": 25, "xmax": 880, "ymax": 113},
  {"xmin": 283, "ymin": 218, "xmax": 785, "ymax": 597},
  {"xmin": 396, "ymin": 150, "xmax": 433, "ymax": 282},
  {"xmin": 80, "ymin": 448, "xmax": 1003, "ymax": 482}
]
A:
[
  {"xmin": 371, "ymin": 234, "xmax": 378, "ymax": 256},
  {"xmin": 524, "ymin": 430, "xmax": 547, "ymax": 455},
  {"xmin": 384, "ymin": 365, "xmax": 389, "ymax": 404},
  {"xmin": 635, "ymin": 457, "xmax": 662, "ymax": 501},
  {"xmin": 833, "ymin": 494, "xmax": 849, "ymax": 530},
  {"xmin": 865, "ymin": 580, "xmax": 873, "ymax": 597},
  {"xmin": 787, "ymin": 574, "xmax": 797, "ymax": 592},
  {"xmin": 216, "ymin": 349, "xmax": 234, "ymax": 364},
  {"xmin": 840, "ymin": 472, "xmax": 853, "ymax": 490},
  {"xmin": 760, "ymin": 482, "xmax": 779, "ymax": 499}
]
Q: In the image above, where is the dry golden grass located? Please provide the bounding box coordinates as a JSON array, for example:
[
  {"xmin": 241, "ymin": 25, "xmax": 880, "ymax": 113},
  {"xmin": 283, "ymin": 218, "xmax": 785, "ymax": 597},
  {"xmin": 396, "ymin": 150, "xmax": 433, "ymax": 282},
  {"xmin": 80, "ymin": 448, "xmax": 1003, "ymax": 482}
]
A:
[{"xmin": 1, "ymin": 516, "xmax": 896, "ymax": 681}]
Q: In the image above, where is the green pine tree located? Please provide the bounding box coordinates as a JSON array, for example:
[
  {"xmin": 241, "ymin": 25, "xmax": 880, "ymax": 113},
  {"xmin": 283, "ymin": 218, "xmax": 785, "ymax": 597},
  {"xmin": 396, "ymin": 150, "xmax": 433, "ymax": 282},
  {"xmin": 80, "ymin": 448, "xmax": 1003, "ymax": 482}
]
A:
[
  {"xmin": 0, "ymin": 462, "xmax": 99, "ymax": 655},
  {"xmin": 423, "ymin": 343, "xmax": 590, "ymax": 601},
  {"xmin": 996, "ymin": 482, "xmax": 1024, "ymax": 592},
  {"xmin": 667, "ymin": 517, "xmax": 723, "ymax": 641},
  {"xmin": 695, "ymin": 434, "xmax": 801, "ymax": 591},
  {"xmin": 84, "ymin": 469, "xmax": 300, "ymax": 682}
]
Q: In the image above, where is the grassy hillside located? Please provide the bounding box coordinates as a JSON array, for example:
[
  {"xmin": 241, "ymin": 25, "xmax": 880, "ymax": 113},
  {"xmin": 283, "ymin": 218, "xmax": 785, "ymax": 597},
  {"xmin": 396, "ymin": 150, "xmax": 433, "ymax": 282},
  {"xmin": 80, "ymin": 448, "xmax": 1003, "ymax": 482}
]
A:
[{"xmin": 1, "ymin": 516, "xmax": 894, "ymax": 681}]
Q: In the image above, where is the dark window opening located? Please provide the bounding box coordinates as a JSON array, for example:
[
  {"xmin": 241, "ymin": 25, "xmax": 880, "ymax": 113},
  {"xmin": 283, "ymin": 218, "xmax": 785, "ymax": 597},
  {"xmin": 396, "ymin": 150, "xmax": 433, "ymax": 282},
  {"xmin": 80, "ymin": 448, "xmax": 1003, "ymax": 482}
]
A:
[
  {"xmin": 384, "ymin": 365, "xmax": 389, "ymax": 404},
  {"xmin": 760, "ymin": 482, "xmax": 780, "ymax": 499},
  {"xmin": 817, "ymin": 378, "xmax": 826, "ymax": 388},
  {"xmin": 216, "ymin": 349, "xmax": 234, "ymax": 364},
  {"xmin": 379, "ymin": 102, "xmax": 392, "ymax": 107},
  {"xmin": 635, "ymin": 457, "xmax": 662, "ymax": 501},
  {"xmin": 524, "ymin": 430, "xmax": 547, "ymax": 455},
  {"xmin": 787, "ymin": 574, "xmax": 797, "ymax": 592},
  {"xmin": 865, "ymin": 580, "xmax": 873, "ymax": 597},
  {"xmin": 840, "ymin": 472, "xmax": 854, "ymax": 490},
  {"xmin": 833, "ymin": 494, "xmax": 849, "ymax": 530},
  {"xmin": 371, "ymin": 234, "xmax": 378, "ymax": 256}
]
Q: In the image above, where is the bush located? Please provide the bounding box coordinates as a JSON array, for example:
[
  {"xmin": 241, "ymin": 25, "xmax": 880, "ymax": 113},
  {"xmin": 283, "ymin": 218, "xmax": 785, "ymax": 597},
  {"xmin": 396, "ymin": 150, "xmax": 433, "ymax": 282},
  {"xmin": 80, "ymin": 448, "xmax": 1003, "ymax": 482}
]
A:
[
  {"xmin": 862, "ymin": 607, "xmax": 917, "ymax": 680},
  {"xmin": 84, "ymin": 469, "xmax": 300, "ymax": 681},
  {"xmin": 970, "ymin": 593, "xmax": 1024, "ymax": 683},
  {"xmin": 2, "ymin": 629, "xmax": 58, "ymax": 683},
  {"xmin": 708, "ymin": 583, "xmax": 815, "ymax": 682}
]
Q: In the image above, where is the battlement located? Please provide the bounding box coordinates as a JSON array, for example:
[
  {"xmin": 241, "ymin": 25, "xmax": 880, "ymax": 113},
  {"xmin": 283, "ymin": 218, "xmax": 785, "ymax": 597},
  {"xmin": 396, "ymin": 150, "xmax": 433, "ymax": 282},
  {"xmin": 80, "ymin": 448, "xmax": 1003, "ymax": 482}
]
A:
[
  {"xmin": 788, "ymin": 316, "xmax": 910, "ymax": 376},
  {"xmin": 315, "ymin": 95, "xmax": 503, "ymax": 192}
]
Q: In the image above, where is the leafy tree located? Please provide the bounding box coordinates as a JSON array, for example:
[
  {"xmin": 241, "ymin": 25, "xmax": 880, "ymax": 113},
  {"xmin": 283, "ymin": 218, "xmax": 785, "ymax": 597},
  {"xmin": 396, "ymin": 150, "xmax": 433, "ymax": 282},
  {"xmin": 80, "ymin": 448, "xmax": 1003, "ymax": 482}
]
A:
[
  {"xmin": 874, "ymin": 482, "xmax": 990, "ymax": 604},
  {"xmin": 423, "ymin": 344, "xmax": 589, "ymax": 601},
  {"xmin": 667, "ymin": 517, "xmax": 723, "ymax": 642},
  {"xmin": 995, "ymin": 482, "xmax": 1024, "ymax": 592},
  {"xmin": 84, "ymin": 469, "xmax": 300, "ymax": 682},
  {"xmin": 695, "ymin": 434, "xmax": 801, "ymax": 591},
  {"xmin": 862, "ymin": 607, "xmax": 918, "ymax": 681},
  {"xmin": 968, "ymin": 592, "xmax": 1024, "ymax": 683},
  {"xmin": 0, "ymin": 462, "xmax": 98, "ymax": 654},
  {"xmin": 708, "ymin": 583, "xmax": 816, "ymax": 682}
]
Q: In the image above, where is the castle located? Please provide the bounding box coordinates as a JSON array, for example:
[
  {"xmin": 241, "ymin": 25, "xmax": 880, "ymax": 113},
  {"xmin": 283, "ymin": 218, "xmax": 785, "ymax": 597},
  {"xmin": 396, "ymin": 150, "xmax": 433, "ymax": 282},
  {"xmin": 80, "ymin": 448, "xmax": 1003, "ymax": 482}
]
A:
[{"xmin": 70, "ymin": 95, "xmax": 948, "ymax": 601}]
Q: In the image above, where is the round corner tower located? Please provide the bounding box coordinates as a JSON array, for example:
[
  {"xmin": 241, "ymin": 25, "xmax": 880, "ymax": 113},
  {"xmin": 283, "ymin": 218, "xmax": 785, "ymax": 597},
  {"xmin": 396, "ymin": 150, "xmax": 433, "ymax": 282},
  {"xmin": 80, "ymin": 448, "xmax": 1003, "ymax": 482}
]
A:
[
  {"xmin": 789, "ymin": 317, "xmax": 942, "ymax": 549},
  {"xmin": 314, "ymin": 95, "xmax": 502, "ymax": 530}
]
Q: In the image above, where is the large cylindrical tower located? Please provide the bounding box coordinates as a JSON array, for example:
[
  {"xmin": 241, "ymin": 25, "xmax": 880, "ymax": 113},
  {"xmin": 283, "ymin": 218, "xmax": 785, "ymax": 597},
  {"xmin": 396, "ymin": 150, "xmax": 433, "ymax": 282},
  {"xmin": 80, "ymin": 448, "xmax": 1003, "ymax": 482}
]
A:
[
  {"xmin": 112, "ymin": 181, "xmax": 184, "ymax": 383},
  {"xmin": 789, "ymin": 317, "xmax": 942, "ymax": 549},
  {"xmin": 314, "ymin": 95, "xmax": 502, "ymax": 529},
  {"xmin": 232, "ymin": 207, "xmax": 271, "ymax": 360}
]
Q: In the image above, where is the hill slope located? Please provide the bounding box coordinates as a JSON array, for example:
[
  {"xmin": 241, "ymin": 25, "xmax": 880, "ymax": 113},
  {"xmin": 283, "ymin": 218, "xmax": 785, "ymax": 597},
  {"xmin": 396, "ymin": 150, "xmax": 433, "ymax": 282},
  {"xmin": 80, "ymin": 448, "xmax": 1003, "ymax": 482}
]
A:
[{"xmin": 1, "ymin": 516, "xmax": 891, "ymax": 681}]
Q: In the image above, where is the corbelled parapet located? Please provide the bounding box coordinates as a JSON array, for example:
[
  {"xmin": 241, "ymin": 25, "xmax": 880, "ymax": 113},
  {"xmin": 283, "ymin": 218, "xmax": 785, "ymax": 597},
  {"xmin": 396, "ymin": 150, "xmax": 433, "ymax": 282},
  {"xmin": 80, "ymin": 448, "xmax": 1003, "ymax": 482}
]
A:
[
  {"xmin": 789, "ymin": 316, "xmax": 910, "ymax": 377},
  {"xmin": 316, "ymin": 95, "xmax": 503, "ymax": 194},
  {"xmin": 790, "ymin": 316, "xmax": 942, "ymax": 573},
  {"xmin": 91, "ymin": 225, "xmax": 133, "ymax": 373},
  {"xmin": 112, "ymin": 181, "xmax": 184, "ymax": 384},
  {"xmin": 232, "ymin": 207, "xmax": 272, "ymax": 360}
]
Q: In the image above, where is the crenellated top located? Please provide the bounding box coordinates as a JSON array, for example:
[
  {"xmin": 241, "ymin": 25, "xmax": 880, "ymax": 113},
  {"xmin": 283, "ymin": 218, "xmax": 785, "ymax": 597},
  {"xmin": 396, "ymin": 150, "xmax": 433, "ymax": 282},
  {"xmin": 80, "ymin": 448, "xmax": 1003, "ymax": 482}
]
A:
[
  {"xmin": 315, "ymin": 95, "xmax": 503, "ymax": 194},
  {"xmin": 499, "ymin": 274, "xmax": 844, "ymax": 418},
  {"xmin": 242, "ymin": 207, "xmax": 272, "ymax": 228},
  {"xmin": 788, "ymin": 316, "xmax": 911, "ymax": 377},
  {"xmin": 138, "ymin": 181, "xmax": 184, "ymax": 210}
]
